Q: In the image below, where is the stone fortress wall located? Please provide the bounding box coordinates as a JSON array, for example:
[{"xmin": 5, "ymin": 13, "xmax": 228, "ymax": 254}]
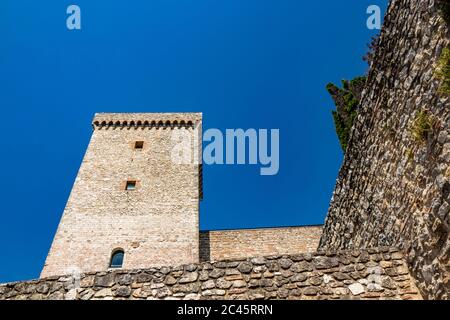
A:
[
  {"xmin": 319, "ymin": 0, "xmax": 449, "ymax": 300},
  {"xmin": 0, "ymin": 248, "xmax": 421, "ymax": 300}
]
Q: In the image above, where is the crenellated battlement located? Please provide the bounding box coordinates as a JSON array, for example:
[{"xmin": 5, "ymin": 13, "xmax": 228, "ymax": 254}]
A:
[{"xmin": 92, "ymin": 112, "xmax": 201, "ymax": 129}]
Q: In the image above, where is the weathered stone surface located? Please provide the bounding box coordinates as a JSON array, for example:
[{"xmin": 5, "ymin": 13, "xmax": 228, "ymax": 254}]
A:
[
  {"xmin": 201, "ymin": 280, "xmax": 215, "ymax": 290},
  {"xmin": 155, "ymin": 287, "xmax": 171, "ymax": 298},
  {"xmin": 208, "ymin": 269, "xmax": 225, "ymax": 279},
  {"xmin": 248, "ymin": 291, "xmax": 265, "ymax": 300},
  {"xmin": 115, "ymin": 286, "xmax": 131, "ymax": 297},
  {"xmin": 163, "ymin": 275, "xmax": 177, "ymax": 285},
  {"xmin": 277, "ymin": 288, "xmax": 289, "ymax": 299},
  {"xmin": 136, "ymin": 273, "xmax": 153, "ymax": 283},
  {"xmin": 36, "ymin": 283, "xmax": 49, "ymax": 294},
  {"xmin": 80, "ymin": 290, "xmax": 95, "ymax": 300},
  {"xmin": 95, "ymin": 274, "xmax": 115, "ymax": 287},
  {"xmin": 117, "ymin": 274, "xmax": 132, "ymax": 285},
  {"xmin": 267, "ymin": 261, "xmax": 280, "ymax": 272},
  {"xmin": 47, "ymin": 291, "xmax": 64, "ymax": 300},
  {"xmin": 198, "ymin": 270, "xmax": 209, "ymax": 281},
  {"xmin": 232, "ymin": 280, "xmax": 247, "ymax": 288},
  {"xmin": 94, "ymin": 288, "xmax": 112, "ymax": 298},
  {"xmin": 185, "ymin": 264, "xmax": 198, "ymax": 272},
  {"xmin": 203, "ymin": 289, "xmax": 226, "ymax": 296},
  {"xmin": 0, "ymin": 249, "xmax": 421, "ymax": 300},
  {"xmin": 303, "ymin": 287, "xmax": 319, "ymax": 296},
  {"xmin": 64, "ymin": 289, "xmax": 78, "ymax": 300},
  {"xmin": 184, "ymin": 293, "xmax": 200, "ymax": 300},
  {"xmin": 250, "ymin": 257, "xmax": 266, "ymax": 265},
  {"xmin": 314, "ymin": 257, "xmax": 337, "ymax": 269},
  {"xmin": 348, "ymin": 283, "xmax": 365, "ymax": 295},
  {"xmin": 216, "ymin": 279, "xmax": 232, "ymax": 289},
  {"xmin": 237, "ymin": 262, "xmax": 253, "ymax": 274},
  {"xmin": 309, "ymin": 276, "xmax": 323, "ymax": 286},
  {"xmin": 291, "ymin": 261, "xmax": 312, "ymax": 273},
  {"xmin": 290, "ymin": 273, "xmax": 307, "ymax": 283},
  {"xmin": 333, "ymin": 272, "xmax": 351, "ymax": 281},
  {"xmin": 149, "ymin": 281, "xmax": 164, "ymax": 290},
  {"xmin": 318, "ymin": 0, "xmax": 449, "ymax": 301},
  {"xmin": 225, "ymin": 274, "xmax": 243, "ymax": 281},
  {"xmin": 80, "ymin": 276, "xmax": 94, "ymax": 288},
  {"xmin": 132, "ymin": 288, "xmax": 148, "ymax": 298},
  {"xmin": 178, "ymin": 272, "xmax": 198, "ymax": 284},
  {"xmin": 279, "ymin": 258, "xmax": 293, "ymax": 269}
]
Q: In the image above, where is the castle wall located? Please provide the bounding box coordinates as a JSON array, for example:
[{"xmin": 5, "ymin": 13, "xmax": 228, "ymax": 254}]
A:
[
  {"xmin": 199, "ymin": 226, "xmax": 322, "ymax": 262},
  {"xmin": 0, "ymin": 248, "xmax": 422, "ymax": 300},
  {"xmin": 319, "ymin": 0, "xmax": 449, "ymax": 299},
  {"xmin": 41, "ymin": 113, "xmax": 202, "ymax": 278}
]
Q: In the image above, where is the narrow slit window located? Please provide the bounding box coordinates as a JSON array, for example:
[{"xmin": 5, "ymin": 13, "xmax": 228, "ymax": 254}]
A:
[
  {"xmin": 110, "ymin": 250, "xmax": 124, "ymax": 268},
  {"xmin": 125, "ymin": 181, "xmax": 136, "ymax": 191},
  {"xmin": 134, "ymin": 141, "xmax": 144, "ymax": 149}
]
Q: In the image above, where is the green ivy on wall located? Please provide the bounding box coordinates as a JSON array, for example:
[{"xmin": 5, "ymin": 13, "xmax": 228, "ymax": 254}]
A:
[
  {"xmin": 326, "ymin": 77, "xmax": 366, "ymax": 152},
  {"xmin": 436, "ymin": 47, "xmax": 450, "ymax": 95}
]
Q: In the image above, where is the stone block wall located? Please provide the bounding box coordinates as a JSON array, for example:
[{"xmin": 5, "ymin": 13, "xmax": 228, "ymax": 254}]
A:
[
  {"xmin": 319, "ymin": 0, "xmax": 449, "ymax": 299},
  {"xmin": 0, "ymin": 248, "xmax": 421, "ymax": 300},
  {"xmin": 41, "ymin": 113, "xmax": 202, "ymax": 278},
  {"xmin": 199, "ymin": 226, "xmax": 322, "ymax": 262}
]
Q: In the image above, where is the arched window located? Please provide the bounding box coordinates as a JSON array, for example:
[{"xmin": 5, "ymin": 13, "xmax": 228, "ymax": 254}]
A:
[{"xmin": 109, "ymin": 249, "xmax": 124, "ymax": 268}]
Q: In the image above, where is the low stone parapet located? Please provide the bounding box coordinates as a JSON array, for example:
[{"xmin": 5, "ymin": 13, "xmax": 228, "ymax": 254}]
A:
[{"xmin": 0, "ymin": 247, "xmax": 422, "ymax": 300}]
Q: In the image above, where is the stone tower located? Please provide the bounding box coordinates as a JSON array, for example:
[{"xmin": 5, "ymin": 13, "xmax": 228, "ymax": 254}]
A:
[{"xmin": 41, "ymin": 113, "xmax": 203, "ymax": 278}]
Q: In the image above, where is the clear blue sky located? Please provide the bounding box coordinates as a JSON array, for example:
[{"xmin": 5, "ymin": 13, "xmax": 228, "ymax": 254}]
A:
[{"xmin": 0, "ymin": 0, "xmax": 386, "ymax": 282}]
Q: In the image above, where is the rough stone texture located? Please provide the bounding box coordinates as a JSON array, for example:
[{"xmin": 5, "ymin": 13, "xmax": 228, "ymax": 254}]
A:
[
  {"xmin": 41, "ymin": 113, "xmax": 203, "ymax": 278},
  {"xmin": 0, "ymin": 248, "xmax": 422, "ymax": 300},
  {"xmin": 319, "ymin": 0, "xmax": 449, "ymax": 300},
  {"xmin": 199, "ymin": 226, "xmax": 322, "ymax": 262}
]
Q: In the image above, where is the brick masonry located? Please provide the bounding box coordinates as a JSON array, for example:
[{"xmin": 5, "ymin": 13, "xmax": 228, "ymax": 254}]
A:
[
  {"xmin": 319, "ymin": 0, "xmax": 449, "ymax": 300},
  {"xmin": 200, "ymin": 226, "xmax": 322, "ymax": 262},
  {"xmin": 41, "ymin": 113, "xmax": 203, "ymax": 278},
  {"xmin": 0, "ymin": 248, "xmax": 422, "ymax": 300}
]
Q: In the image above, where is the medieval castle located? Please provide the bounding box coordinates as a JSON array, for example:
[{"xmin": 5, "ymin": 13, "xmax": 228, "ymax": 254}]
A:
[
  {"xmin": 40, "ymin": 112, "xmax": 322, "ymax": 278},
  {"xmin": 0, "ymin": 0, "xmax": 448, "ymax": 300}
]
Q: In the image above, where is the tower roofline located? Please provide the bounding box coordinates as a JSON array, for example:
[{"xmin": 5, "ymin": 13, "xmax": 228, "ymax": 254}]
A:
[{"xmin": 92, "ymin": 112, "xmax": 202, "ymax": 129}]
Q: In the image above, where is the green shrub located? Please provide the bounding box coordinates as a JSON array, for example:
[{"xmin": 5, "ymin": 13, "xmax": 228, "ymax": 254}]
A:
[
  {"xmin": 406, "ymin": 148, "xmax": 414, "ymax": 163},
  {"xmin": 326, "ymin": 77, "xmax": 365, "ymax": 152},
  {"xmin": 331, "ymin": 110, "xmax": 350, "ymax": 151},
  {"xmin": 435, "ymin": 47, "xmax": 450, "ymax": 95},
  {"xmin": 349, "ymin": 76, "xmax": 367, "ymax": 89},
  {"xmin": 410, "ymin": 110, "xmax": 435, "ymax": 144}
]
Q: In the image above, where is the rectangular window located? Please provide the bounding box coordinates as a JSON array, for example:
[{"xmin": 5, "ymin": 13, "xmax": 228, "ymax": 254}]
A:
[
  {"xmin": 134, "ymin": 141, "xmax": 144, "ymax": 149},
  {"xmin": 125, "ymin": 181, "xmax": 136, "ymax": 191}
]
